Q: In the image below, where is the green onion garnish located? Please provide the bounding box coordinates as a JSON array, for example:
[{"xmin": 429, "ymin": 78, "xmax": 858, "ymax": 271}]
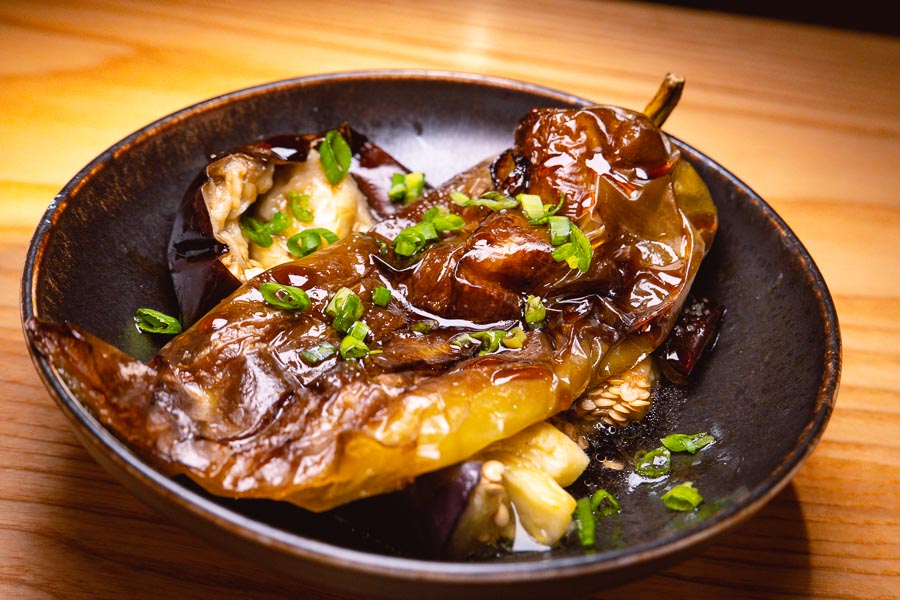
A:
[
  {"xmin": 518, "ymin": 193, "xmax": 545, "ymax": 223},
  {"xmin": 548, "ymin": 215, "xmax": 571, "ymax": 246},
  {"xmin": 288, "ymin": 191, "xmax": 314, "ymax": 222},
  {"xmin": 432, "ymin": 214, "xmax": 465, "ymax": 231},
  {"xmin": 388, "ymin": 173, "xmax": 406, "ymax": 202},
  {"xmin": 393, "ymin": 227, "xmax": 427, "ymax": 257},
  {"xmin": 550, "ymin": 223, "xmax": 592, "ymax": 273},
  {"xmin": 450, "ymin": 329, "xmax": 521, "ymax": 355},
  {"xmin": 411, "ymin": 320, "xmax": 438, "ymax": 333},
  {"xmin": 425, "ymin": 207, "xmax": 465, "ymax": 232},
  {"xmin": 524, "ymin": 295, "xmax": 546, "ymax": 328},
  {"xmin": 259, "ymin": 282, "xmax": 311, "ymax": 311},
  {"xmin": 450, "ymin": 190, "xmax": 519, "ymax": 211},
  {"xmin": 476, "ymin": 331, "xmax": 505, "ymax": 354},
  {"xmin": 661, "ymin": 432, "xmax": 716, "ymax": 455},
  {"xmin": 300, "ymin": 341, "xmax": 337, "ymax": 365},
  {"xmin": 661, "ymin": 482, "xmax": 704, "ymax": 511},
  {"xmin": 569, "ymin": 223, "xmax": 593, "ymax": 273},
  {"xmin": 573, "ymin": 497, "xmax": 596, "ymax": 548},
  {"xmin": 415, "ymin": 221, "xmax": 438, "ymax": 242},
  {"xmin": 500, "ymin": 326, "xmax": 526, "ymax": 349},
  {"xmin": 391, "ymin": 206, "xmax": 466, "ymax": 258},
  {"xmin": 372, "ymin": 286, "xmax": 392, "ymax": 307},
  {"xmin": 347, "ymin": 320, "xmax": 370, "ymax": 341},
  {"xmin": 339, "ymin": 334, "xmax": 370, "ymax": 359},
  {"xmin": 267, "ymin": 211, "xmax": 291, "ymax": 234},
  {"xmin": 241, "ymin": 210, "xmax": 298, "ymax": 248},
  {"xmin": 388, "ymin": 171, "xmax": 426, "ymax": 204},
  {"xmin": 319, "ymin": 129, "xmax": 352, "ymax": 185},
  {"xmin": 134, "ymin": 308, "xmax": 182, "ymax": 334},
  {"xmin": 325, "ymin": 287, "xmax": 364, "ymax": 333},
  {"xmin": 240, "ymin": 215, "xmax": 273, "ymax": 247},
  {"xmin": 634, "ymin": 446, "xmax": 671, "ymax": 478},
  {"xmin": 288, "ymin": 230, "xmax": 318, "ymax": 257},
  {"xmin": 287, "ymin": 227, "xmax": 339, "ymax": 258},
  {"xmin": 551, "ymin": 242, "xmax": 576, "ymax": 262},
  {"xmin": 590, "ymin": 489, "xmax": 621, "ymax": 517},
  {"xmin": 404, "ymin": 172, "xmax": 425, "ymax": 202}
]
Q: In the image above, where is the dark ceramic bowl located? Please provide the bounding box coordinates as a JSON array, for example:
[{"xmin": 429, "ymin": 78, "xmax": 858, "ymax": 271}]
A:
[{"xmin": 22, "ymin": 71, "xmax": 840, "ymax": 599}]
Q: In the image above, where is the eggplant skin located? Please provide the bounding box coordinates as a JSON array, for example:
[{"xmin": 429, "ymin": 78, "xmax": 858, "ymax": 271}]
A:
[
  {"xmin": 28, "ymin": 103, "xmax": 717, "ymax": 513},
  {"xmin": 407, "ymin": 461, "xmax": 484, "ymax": 556},
  {"xmin": 168, "ymin": 126, "xmax": 416, "ymax": 326}
]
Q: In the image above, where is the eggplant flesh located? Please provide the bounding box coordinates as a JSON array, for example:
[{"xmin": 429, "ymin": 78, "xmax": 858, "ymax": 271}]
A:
[
  {"xmin": 168, "ymin": 125, "xmax": 414, "ymax": 326},
  {"xmin": 408, "ymin": 421, "xmax": 589, "ymax": 557},
  {"xmin": 27, "ymin": 99, "xmax": 717, "ymax": 517}
]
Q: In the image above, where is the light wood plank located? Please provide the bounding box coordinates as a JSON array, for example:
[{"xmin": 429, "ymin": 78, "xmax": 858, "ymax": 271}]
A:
[{"xmin": 1, "ymin": 0, "xmax": 897, "ymax": 598}]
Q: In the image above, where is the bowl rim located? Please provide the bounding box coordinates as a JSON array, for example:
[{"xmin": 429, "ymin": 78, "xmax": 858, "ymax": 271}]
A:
[{"xmin": 21, "ymin": 69, "xmax": 841, "ymax": 585}]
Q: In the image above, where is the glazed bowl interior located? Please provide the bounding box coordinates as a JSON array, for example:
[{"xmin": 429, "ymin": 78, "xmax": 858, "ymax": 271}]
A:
[{"xmin": 22, "ymin": 71, "xmax": 839, "ymax": 598}]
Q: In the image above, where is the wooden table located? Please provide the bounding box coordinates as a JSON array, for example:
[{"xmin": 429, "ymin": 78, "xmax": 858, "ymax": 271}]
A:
[{"xmin": 2, "ymin": 1, "xmax": 897, "ymax": 597}]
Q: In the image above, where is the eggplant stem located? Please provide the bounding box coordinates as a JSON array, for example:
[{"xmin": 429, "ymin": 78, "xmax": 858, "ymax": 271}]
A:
[{"xmin": 644, "ymin": 73, "xmax": 685, "ymax": 128}]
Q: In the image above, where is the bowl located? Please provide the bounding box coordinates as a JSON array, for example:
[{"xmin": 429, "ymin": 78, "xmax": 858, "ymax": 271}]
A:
[{"xmin": 21, "ymin": 71, "xmax": 840, "ymax": 599}]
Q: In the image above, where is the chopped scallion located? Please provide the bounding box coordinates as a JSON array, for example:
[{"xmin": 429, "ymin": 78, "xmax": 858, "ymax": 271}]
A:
[
  {"xmin": 411, "ymin": 320, "xmax": 438, "ymax": 333},
  {"xmin": 326, "ymin": 288, "xmax": 364, "ymax": 333},
  {"xmin": 288, "ymin": 191, "xmax": 314, "ymax": 222},
  {"xmin": 548, "ymin": 215, "xmax": 571, "ymax": 246},
  {"xmin": 550, "ymin": 223, "xmax": 592, "ymax": 273},
  {"xmin": 414, "ymin": 221, "xmax": 438, "ymax": 242},
  {"xmin": 431, "ymin": 213, "xmax": 465, "ymax": 231},
  {"xmin": 134, "ymin": 308, "xmax": 182, "ymax": 334},
  {"xmin": 300, "ymin": 341, "xmax": 337, "ymax": 365},
  {"xmin": 393, "ymin": 227, "xmax": 427, "ymax": 257},
  {"xmin": 347, "ymin": 320, "xmax": 370, "ymax": 341},
  {"xmin": 661, "ymin": 432, "xmax": 716, "ymax": 454},
  {"xmin": 259, "ymin": 282, "xmax": 311, "ymax": 311},
  {"xmin": 240, "ymin": 215, "xmax": 273, "ymax": 247},
  {"xmin": 569, "ymin": 223, "xmax": 593, "ymax": 273},
  {"xmin": 404, "ymin": 172, "xmax": 425, "ymax": 203},
  {"xmin": 372, "ymin": 286, "xmax": 392, "ymax": 307},
  {"xmin": 524, "ymin": 295, "xmax": 546, "ymax": 328},
  {"xmin": 590, "ymin": 489, "xmax": 620, "ymax": 517},
  {"xmin": 388, "ymin": 173, "xmax": 406, "ymax": 202},
  {"xmin": 388, "ymin": 171, "xmax": 426, "ymax": 204},
  {"xmin": 267, "ymin": 211, "xmax": 291, "ymax": 234},
  {"xmin": 474, "ymin": 330, "xmax": 505, "ymax": 354},
  {"xmin": 240, "ymin": 209, "xmax": 298, "ymax": 248},
  {"xmin": 501, "ymin": 326, "xmax": 526, "ymax": 349},
  {"xmin": 450, "ymin": 190, "xmax": 519, "ymax": 211},
  {"xmin": 421, "ymin": 206, "xmax": 464, "ymax": 231},
  {"xmin": 573, "ymin": 497, "xmax": 596, "ymax": 548},
  {"xmin": 634, "ymin": 446, "xmax": 671, "ymax": 478},
  {"xmin": 391, "ymin": 205, "xmax": 467, "ymax": 258},
  {"xmin": 319, "ymin": 129, "xmax": 352, "ymax": 185},
  {"xmin": 339, "ymin": 335, "xmax": 370, "ymax": 359},
  {"xmin": 661, "ymin": 482, "xmax": 704, "ymax": 511},
  {"xmin": 551, "ymin": 242, "xmax": 576, "ymax": 262},
  {"xmin": 450, "ymin": 328, "xmax": 521, "ymax": 355},
  {"xmin": 518, "ymin": 193, "xmax": 545, "ymax": 223},
  {"xmin": 287, "ymin": 227, "xmax": 339, "ymax": 258}
]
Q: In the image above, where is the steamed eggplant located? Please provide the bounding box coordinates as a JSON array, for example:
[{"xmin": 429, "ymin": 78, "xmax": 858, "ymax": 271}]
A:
[
  {"xmin": 27, "ymin": 76, "xmax": 718, "ymax": 550},
  {"xmin": 406, "ymin": 420, "xmax": 589, "ymax": 557},
  {"xmin": 169, "ymin": 125, "xmax": 415, "ymax": 326}
]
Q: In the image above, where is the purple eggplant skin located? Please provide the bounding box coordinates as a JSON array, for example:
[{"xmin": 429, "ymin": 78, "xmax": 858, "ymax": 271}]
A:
[
  {"xmin": 405, "ymin": 461, "xmax": 483, "ymax": 557},
  {"xmin": 658, "ymin": 295, "xmax": 725, "ymax": 384},
  {"xmin": 167, "ymin": 125, "xmax": 417, "ymax": 327}
]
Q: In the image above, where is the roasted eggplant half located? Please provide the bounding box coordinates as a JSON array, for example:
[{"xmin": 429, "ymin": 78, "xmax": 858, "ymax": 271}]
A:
[{"xmin": 169, "ymin": 125, "xmax": 417, "ymax": 326}]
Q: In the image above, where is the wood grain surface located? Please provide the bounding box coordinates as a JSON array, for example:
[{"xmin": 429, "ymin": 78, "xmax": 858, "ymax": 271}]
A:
[{"xmin": 2, "ymin": 0, "xmax": 898, "ymax": 598}]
